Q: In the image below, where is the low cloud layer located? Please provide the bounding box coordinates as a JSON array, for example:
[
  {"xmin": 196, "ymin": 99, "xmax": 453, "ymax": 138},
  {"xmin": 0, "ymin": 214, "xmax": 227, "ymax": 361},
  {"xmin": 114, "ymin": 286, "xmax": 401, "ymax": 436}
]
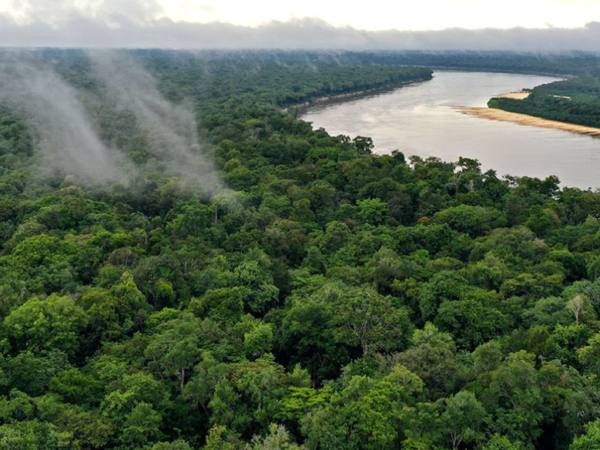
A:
[
  {"xmin": 88, "ymin": 50, "xmax": 223, "ymax": 194},
  {"xmin": 0, "ymin": 56, "xmax": 123, "ymax": 182},
  {"xmin": 0, "ymin": 51, "xmax": 223, "ymax": 194},
  {"xmin": 2, "ymin": 5, "xmax": 600, "ymax": 52}
]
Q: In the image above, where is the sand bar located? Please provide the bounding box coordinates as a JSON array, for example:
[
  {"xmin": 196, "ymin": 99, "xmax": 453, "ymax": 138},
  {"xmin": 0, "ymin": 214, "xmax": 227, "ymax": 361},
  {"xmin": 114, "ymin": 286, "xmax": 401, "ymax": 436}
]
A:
[
  {"xmin": 495, "ymin": 91, "xmax": 531, "ymax": 100},
  {"xmin": 454, "ymin": 106, "xmax": 600, "ymax": 137}
]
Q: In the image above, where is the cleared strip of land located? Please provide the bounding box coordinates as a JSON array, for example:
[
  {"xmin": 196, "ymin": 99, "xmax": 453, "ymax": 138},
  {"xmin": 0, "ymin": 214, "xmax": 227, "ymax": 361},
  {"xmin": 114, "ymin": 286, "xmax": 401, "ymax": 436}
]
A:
[{"xmin": 454, "ymin": 106, "xmax": 600, "ymax": 137}]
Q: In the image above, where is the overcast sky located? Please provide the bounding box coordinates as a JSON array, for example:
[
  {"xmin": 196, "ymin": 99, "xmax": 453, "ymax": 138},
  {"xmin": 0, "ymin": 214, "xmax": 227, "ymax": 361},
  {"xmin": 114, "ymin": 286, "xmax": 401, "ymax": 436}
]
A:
[
  {"xmin": 3, "ymin": 0, "xmax": 600, "ymax": 50},
  {"xmin": 158, "ymin": 0, "xmax": 600, "ymax": 31}
]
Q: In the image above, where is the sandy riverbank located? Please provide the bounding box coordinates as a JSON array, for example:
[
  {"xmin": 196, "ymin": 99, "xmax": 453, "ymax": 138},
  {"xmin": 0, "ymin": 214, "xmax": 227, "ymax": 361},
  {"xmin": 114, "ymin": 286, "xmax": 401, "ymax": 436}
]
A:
[
  {"xmin": 495, "ymin": 91, "xmax": 531, "ymax": 100},
  {"xmin": 454, "ymin": 106, "xmax": 600, "ymax": 137}
]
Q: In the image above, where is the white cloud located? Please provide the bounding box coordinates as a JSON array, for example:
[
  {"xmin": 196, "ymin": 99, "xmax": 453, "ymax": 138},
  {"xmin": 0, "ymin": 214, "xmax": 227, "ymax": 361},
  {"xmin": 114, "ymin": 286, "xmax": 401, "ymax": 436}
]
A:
[
  {"xmin": 4, "ymin": 0, "xmax": 600, "ymax": 31},
  {"xmin": 3, "ymin": 0, "xmax": 163, "ymax": 26},
  {"xmin": 1, "ymin": 1, "xmax": 600, "ymax": 51}
]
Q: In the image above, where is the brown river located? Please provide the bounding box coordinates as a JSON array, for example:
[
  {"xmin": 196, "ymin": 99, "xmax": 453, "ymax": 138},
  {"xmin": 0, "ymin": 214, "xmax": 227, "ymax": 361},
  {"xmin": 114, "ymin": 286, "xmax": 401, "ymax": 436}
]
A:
[{"xmin": 300, "ymin": 71, "xmax": 600, "ymax": 190}]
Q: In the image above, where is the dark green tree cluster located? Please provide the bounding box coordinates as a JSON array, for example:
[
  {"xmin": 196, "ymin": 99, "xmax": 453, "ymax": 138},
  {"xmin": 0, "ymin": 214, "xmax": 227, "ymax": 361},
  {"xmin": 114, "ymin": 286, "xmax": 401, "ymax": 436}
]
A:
[
  {"xmin": 128, "ymin": 49, "xmax": 433, "ymax": 110},
  {"xmin": 489, "ymin": 77, "xmax": 600, "ymax": 128},
  {"xmin": 0, "ymin": 50, "xmax": 598, "ymax": 450},
  {"xmin": 341, "ymin": 50, "xmax": 600, "ymax": 78}
]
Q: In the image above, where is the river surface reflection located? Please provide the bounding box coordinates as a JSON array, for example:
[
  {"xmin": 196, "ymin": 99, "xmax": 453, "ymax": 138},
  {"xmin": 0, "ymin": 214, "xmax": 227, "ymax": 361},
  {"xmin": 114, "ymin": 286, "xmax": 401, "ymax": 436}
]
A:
[{"xmin": 300, "ymin": 71, "xmax": 600, "ymax": 190}]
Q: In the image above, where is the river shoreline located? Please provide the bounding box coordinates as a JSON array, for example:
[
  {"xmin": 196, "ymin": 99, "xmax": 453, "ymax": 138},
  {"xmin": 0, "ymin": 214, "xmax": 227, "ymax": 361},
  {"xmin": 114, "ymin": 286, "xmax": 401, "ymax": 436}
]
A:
[
  {"xmin": 292, "ymin": 69, "xmax": 567, "ymax": 116},
  {"xmin": 284, "ymin": 77, "xmax": 431, "ymax": 113},
  {"xmin": 454, "ymin": 106, "xmax": 600, "ymax": 137},
  {"xmin": 426, "ymin": 66, "xmax": 574, "ymax": 80},
  {"xmin": 301, "ymin": 71, "xmax": 600, "ymax": 188}
]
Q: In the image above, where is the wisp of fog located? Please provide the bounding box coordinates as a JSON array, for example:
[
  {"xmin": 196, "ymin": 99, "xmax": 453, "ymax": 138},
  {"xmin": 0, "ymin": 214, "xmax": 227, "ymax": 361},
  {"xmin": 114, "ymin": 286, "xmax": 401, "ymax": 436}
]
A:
[
  {"xmin": 0, "ymin": 55, "xmax": 122, "ymax": 183},
  {"xmin": 87, "ymin": 50, "xmax": 223, "ymax": 196}
]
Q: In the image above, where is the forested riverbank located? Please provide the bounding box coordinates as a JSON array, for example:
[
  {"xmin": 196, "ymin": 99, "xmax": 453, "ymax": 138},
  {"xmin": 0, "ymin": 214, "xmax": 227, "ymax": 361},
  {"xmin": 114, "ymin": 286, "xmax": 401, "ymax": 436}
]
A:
[
  {"xmin": 1, "ymin": 50, "xmax": 600, "ymax": 450},
  {"xmin": 488, "ymin": 78, "xmax": 600, "ymax": 130},
  {"xmin": 282, "ymin": 76, "xmax": 432, "ymax": 112}
]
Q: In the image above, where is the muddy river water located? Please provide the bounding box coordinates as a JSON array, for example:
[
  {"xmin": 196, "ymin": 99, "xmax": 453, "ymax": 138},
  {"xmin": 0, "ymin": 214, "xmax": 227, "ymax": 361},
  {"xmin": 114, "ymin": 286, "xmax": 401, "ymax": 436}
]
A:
[{"xmin": 300, "ymin": 71, "xmax": 600, "ymax": 190}]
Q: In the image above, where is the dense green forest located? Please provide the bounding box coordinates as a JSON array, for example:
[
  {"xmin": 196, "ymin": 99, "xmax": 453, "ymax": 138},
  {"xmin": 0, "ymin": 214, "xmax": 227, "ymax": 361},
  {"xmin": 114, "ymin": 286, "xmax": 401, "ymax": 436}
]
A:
[
  {"xmin": 342, "ymin": 51, "xmax": 597, "ymax": 77},
  {"xmin": 488, "ymin": 77, "xmax": 600, "ymax": 128},
  {"xmin": 1, "ymin": 49, "xmax": 600, "ymax": 450},
  {"xmin": 188, "ymin": 50, "xmax": 600, "ymax": 78}
]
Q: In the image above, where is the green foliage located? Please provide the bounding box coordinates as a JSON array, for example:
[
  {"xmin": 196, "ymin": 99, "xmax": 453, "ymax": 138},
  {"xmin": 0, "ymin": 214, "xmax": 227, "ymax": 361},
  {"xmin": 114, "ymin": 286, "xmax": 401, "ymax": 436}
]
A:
[
  {"xmin": 441, "ymin": 391, "xmax": 487, "ymax": 450},
  {"xmin": 301, "ymin": 365, "xmax": 423, "ymax": 450},
  {"xmin": 2, "ymin": 295, "xmax": 87, "ymax": 358},
  {"xmin": 244, "ymin": 424, "xmax": 305, "ymax": 450},
  {"xmin": 0, "ymin": 419, "xmax": 70, "ymax": 450},
  {"xmin": 328, "ymin": 285, "xmax": 412, "ymax": 356},
  {"xmin": 570, "ymin": 419, "xmax": 600, "ymax": 449}
]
